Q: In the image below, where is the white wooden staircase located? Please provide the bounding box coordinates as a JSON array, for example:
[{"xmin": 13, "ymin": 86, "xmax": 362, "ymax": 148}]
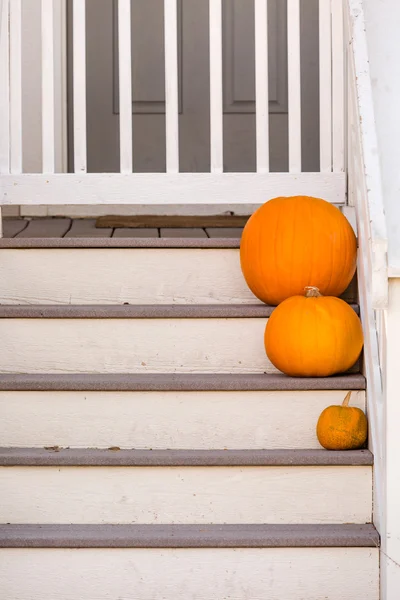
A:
[{"xmin": 0, "ymin": 231, "xmax": 379, "ymax": 599}]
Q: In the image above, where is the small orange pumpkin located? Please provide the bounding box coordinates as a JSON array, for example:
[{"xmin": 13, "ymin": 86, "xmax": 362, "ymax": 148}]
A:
[
  {"xmin": 264, "ymin": 287, "xmax": 363, "ymax": 377},
  {"xmin": 316, "ymin": 391, "xmax": 368, "ymax": 450},
  {"xmin": 240, "ymin": 195, "xmax": 357, "ymax": 305}
]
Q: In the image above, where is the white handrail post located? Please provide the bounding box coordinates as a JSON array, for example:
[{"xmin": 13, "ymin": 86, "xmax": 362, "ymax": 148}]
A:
[
  {"xmin": 319, "ymin": 0, "xmax": 332, "ymax": 172},
  {"xmin": 73, "ymin": 0, "xmax": 87, "ymax": 173},
  {"xmin": 332, "ymin": 0, "xmax": 344, "ymax": 172},
  {"xmin": 118, "ymin": 0, "xmax": 133, "ymax": 174},
  {"xmin": 209, "ymin": 0, "xmax": 223, "ymax": 173},
  {"xmin": 255, "ymin": 0, "xmax": 269, "ymax": 173},
  {"xmin": 164, "ymin": 0, "xmax": 179, "ymax": 173},
  {"xmin": 42, "ymin": 0, "xmax": 55, "ymax": 173},
  {"xmin": 287, "ymin": 0, "xmax": 301, "ymax": 173}
]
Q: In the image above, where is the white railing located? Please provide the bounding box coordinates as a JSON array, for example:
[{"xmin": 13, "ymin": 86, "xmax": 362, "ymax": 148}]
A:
[
  {"xmin": 0, "ymin": 0, "xmax": 346, "ymax": 208},
  {"xmin": 345, "ymin": 0, "xmax": 388, "ymax": 535}
]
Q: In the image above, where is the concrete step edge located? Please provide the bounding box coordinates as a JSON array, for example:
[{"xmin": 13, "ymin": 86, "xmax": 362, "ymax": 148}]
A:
[
  {"xmin": 0, "ymin": 524, "xmax": 379, "ymax": 548},
  {"xmin": 0, "ymin": 447, "xmax": 373, "ymax": 467},
  {"xmin": 0, "ymin": 373, "xmax": 366, "ymax": 391},
  {"xmin": 0, "ymin": 303, "xmax": 360, "ymax": 318}
]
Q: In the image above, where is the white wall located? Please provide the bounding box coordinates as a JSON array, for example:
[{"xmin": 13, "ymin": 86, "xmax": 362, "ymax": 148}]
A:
[{"xmin": 363, "ymin": 0, "xmax": 400, "ymax": 272}]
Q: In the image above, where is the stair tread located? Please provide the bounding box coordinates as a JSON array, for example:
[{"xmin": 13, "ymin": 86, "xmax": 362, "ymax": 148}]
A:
[
  {"xmin": 0, "ymin": 237, "xmax": 241, "ymax": 249},
  {"xmin": 0, "ymin": 372, "xmax": 366, "ymax": 390},
  {"xmin": 0, "ymin": 447, "xmax": 373, "ymax": 467},
  {"xmin": 0, "ymin": 303, "xmax": 360, "ymax": 318},
  {"xmin": 0, "ymin": 523, "xmax": 379, "ymax": 548}
]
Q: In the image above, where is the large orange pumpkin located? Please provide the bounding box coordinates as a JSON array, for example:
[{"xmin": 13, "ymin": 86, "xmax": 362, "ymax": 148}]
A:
[
  {"xmin": 264, "ymin": 287, "xmax": 363, "ymax": 377},
  {"xmin": 240, "ymin": 196, "xmax": 357, "ymax": 305}
]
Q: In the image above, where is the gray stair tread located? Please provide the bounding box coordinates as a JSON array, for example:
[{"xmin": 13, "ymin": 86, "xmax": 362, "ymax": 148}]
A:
[
  {"xmin": 64, "ymin": 219, "xmax": 113, "ymax": 238},
  {"xmin": 113, "ymin": 228, "xmax": 159, "ymax": 238},
  {"xmin": 2, "ymin": 218, "xmax": 29, "ymax": 238},
  {"xmin": 160, "ymin": 228, "xmax": 207, "ymax": 238},
  {"xmin": 0, "ymin": 524, "xmax": 379, "ymax": 548},
  {"xmin": 0, "ymin": 303, "xmax": 359, "ymax": 318},
  {"xmin": 0, "ymin": 373, "xmax": 365, "ymax": 391},
  {"xmin": 15, "ymin": 218, "xmax": 71, "ymax": 238},
  {"xmin": 0, "ymin": 237, "xmax": 241, "ymax": 248},
  {"xmin": 0, "ymin": 448, "xmax": 373, "ymax": 467}
]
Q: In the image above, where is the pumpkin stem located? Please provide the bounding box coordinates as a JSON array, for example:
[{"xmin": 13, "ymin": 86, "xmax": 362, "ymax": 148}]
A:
[
  {"xmin": 304, "ymin": 286, "xmax": 322, "ymax": 298},
  {"xmin": 342, "ymin": 391, "xmax": 352, "ymax": 407}
]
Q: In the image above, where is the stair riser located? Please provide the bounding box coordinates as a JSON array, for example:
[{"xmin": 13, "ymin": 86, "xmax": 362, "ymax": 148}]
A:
[
  {"xmin": 0, "ymin": 248, "xmax": 357, "ymax": 305},
  {"xmin": 0, "ymin": 466, "xmax": 372, "ymax": 524},
  {"xmin": 0, "ymin": 548, "xmax": 379, "ymax": 599},
  {"xmin": 0, "ymin": 390, "xmax": 366, "ymax": 449},
  {"xmin": 0, "ymin": 249, "xmax": 256, "ymax": 305},
  {"xmin": 0, "ymin": 318, "xmax": 361, "ymax": 374}
]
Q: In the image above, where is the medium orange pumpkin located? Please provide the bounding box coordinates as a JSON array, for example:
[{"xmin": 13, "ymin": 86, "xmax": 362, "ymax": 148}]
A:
[
  {"xmin": 264, "ymin": 287, "xmax": 363, "ymax": 377},
  {"xmin": 316, "ymin": 391, "xmax": 368, "ymax": 450},
  {"xmin": 240, "ymin": 195, "xmax": 357, "ymax": 305}
]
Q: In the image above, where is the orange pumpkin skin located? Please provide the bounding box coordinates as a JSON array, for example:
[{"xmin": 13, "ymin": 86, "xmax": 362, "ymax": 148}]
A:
[
  {"xmin": 240, "ymin": 196, "xmax": 357, "ymax": 305},
  {"xmin": 264, "ymin": 290, "xmax": 363, "ymax": 377},
  {"xmin": 316, "ymin": 393, "xmax": 368, "ymax": 450}
]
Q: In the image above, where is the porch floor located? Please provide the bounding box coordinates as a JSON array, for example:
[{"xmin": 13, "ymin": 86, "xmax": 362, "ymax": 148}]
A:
[{"xmin": 3, "ymin": 218, "xmax": 244, "ymax": 239}]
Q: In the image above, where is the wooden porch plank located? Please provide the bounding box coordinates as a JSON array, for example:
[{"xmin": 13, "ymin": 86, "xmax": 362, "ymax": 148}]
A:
[
  {"xmin": 15, "ymin": 219, "xmax": 71, "ymax": 238},
  {"xmin": 2, "ymin": 219, "xmax": 28, "ymax": 238},
  {"xmin": 65, "ymin": 219, "xmax": 112, "ymax": 238},
  {"xmin": 113, "ymin": 228, "xmax": 159, "ymax": 238},
  {"xmin": 205, "ymin": 228, "xmax": 243, "ymax": 238},
  {"xmin": 160, "ymin": 228, "xmax": 207, "ymax": 238}
]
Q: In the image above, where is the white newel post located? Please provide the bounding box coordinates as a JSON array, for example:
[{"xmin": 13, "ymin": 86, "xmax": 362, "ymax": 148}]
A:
[{"xmin": 383, "ymin": 279, "xmax": 400, "ymax": 600}]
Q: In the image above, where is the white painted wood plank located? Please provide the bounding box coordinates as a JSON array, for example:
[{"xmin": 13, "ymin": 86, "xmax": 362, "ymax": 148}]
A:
[
  {"xmin": 319, "ymin": 0, "xmax": 332, "ymax": 172},
  {"xmin": 0, "ymin": 548, "xmax": 379, "ymax": 600},
  {"xmin": 0, "ymin": 172, "xmax": 347, "ymax": 205},
  {"xmin": 72, "ymin": 0, "xmax": 87, "ymax": 173},
  {"xmin": 209, "ymin": 0, "xmax": 223, "ymax": 173},
  {"xmin": 9, "ymin": 0, "xmax": 22, "ymax": 174},
  {"xmin": 332, "ymin": 0, "xmax": 344, "ymax": 172},
  {"xmin": 118, "ymin": 0, "xmax": 132, "ymax": 173},
  {"xmin": 0, "ymin": 248, "xmax": 257, "ymax": 305},
  {"xmin": 287, "ymin": 0, "xmax": 301, "ymax": 172},
  {"xmin": 164, "ymin": 0, "xmax": 179, "ymax": 173},
  {"xmin": 41, "ymin": 0, "xmax": 55, "ymax": 173},
  {"xmin": 0, "ymin": 0, "xmax": 10, "ymax": 174},
  {"xmin": 0, "ymin": 390, "xmax": 366, "ymax": 450},
  {"xmin": 0, "ymin": 465, "xmax": 372, "ymax": 524},
  {"xmin": 0, "ymin": 318, "xmax": 273, "ymax": 374},
  {"xmin": 254, "ymin": 0, "xmax": 269, "ymax": 173}
]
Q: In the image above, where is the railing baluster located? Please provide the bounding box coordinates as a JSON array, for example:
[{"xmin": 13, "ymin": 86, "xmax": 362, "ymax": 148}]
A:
[
  {"xmin": 73, "ymin": 0, "xmax": 87, "ymax": 173},
  {"xmin": 319, "ymin": 0, "xmax": 332, "ymax": 172},
  {"xmin": 287, "ymin": 0, "xmax": 301, "ymax": 172},
  {"xmin": 332, "ymin": 0, "xmax": 344, "ymax": 172},
  {"xmin": 10, "ymin": 0, "xmax": 22, "ymax": 174},
  {"xmin": 42, "ymin": 0, "xmax": 55, "ymax": 173},
  {"xmin": 118, "ymin": 0, "xmax": 133, "ymax": 174},
  {"xmin": 209, "ymin": 0, "xmax": 223, "ymax": 173},
  {"xmin": 0, "ymin": 0, "xmax": 11, "ymax": 237},
  {"xmin": 164, "ymin": 0, "xmax": 179, "ymax": 173},
  {"xmin": 255, "ymin": 0, "xmax": 269, "ymax": 173}
]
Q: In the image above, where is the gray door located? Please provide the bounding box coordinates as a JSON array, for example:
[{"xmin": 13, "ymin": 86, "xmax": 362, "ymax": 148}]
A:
[{"xmin": 69, "ymin": 0, "xmax": 319, "ymax": 174}]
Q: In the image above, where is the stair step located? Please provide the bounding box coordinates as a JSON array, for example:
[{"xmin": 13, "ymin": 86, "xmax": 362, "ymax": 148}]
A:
[
  {"xmin": 0, "ymin": 464, "xmax": 371, "ymax": 525},
  {"xmin": 0, "ymin": 237, "xmax": 241, "ymax": 248},
  {"xmin": 0, "ymin": 372, "xmax": 366, "ymax": 390},
  {"xmin": 0, "ymin": 303, "xmax": 360, "ymax": 318},
  {"xmin": 0, "ymin": 306, "xmax": 361, "ymax": 375},
  {"xmin": 0, "ymin": 523, "xmax": 379, "ymax": 548},
  {"xmin": 0, "ymin": 380, "xmax": 365, "ymax": 449},
  {"xmin": 0, "ymin": 245, "xmax": 358, "ymax": 306},
  {"xmin": 0, "ymin": 448, "xmax": 373, "ymax": 467}
]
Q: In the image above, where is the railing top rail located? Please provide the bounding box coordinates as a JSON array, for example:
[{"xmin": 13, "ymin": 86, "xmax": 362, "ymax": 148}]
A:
[{"xmin": 348, "ymin": 0, "xmax": 388, "ymax": 307}]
